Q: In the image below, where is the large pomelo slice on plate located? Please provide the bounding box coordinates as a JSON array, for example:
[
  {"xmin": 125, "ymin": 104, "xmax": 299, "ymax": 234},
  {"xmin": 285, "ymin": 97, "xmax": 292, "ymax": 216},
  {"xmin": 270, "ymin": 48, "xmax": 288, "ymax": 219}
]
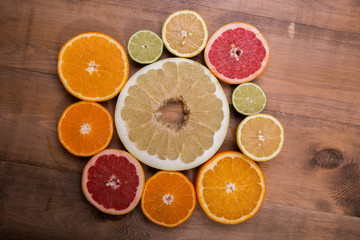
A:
[
  {"xmin": 115, "ymin": 58, "xmax": 229, "ymax": 171},
  {"xmin": 204, "ymin": 22, "xmax": 270, "ymax": 84},
  {"xmin": 82, "ymin": 149, "xmax": 145, "ymax": 215}
]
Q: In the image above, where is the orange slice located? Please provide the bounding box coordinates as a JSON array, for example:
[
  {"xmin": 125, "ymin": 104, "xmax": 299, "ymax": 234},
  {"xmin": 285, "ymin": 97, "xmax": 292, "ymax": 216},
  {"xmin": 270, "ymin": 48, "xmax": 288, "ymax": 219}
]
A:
[
  {"xmin": 162, "ymin": 10, "xmax": 208, "ymax": 58},
  {"xmin": 196, "ymin": 151, "xmax": 266, "ymax": 224},
  {"xmin": 57, "ymin": 101, "xmax": 113, "ymax": 156},
  {"xmin": 141, "ymin": 171, "xmax": 196, "ymax": 227},
  {"xmin": 236, "ymin": 113, "xmax": 285, "ymax": 161},
  {"xmin": 58, "ymin": 32, "xmax": 129, "ymax": 101}
]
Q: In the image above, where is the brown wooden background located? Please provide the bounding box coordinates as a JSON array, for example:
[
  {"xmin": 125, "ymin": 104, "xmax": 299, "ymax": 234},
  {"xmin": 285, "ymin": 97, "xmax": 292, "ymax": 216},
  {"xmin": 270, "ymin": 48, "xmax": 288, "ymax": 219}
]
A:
[{"xmin": 1, "ymin": 0, "xmax": 360, "ymax": 239}]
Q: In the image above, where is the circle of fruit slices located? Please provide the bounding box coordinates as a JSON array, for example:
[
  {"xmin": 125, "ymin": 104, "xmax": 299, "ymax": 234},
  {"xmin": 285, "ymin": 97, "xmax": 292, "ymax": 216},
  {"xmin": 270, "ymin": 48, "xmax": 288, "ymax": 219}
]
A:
[
  {"xmin": 58, "ymin": 32, "xmax": 129, "ymax": 101},
  {"xmin": 162, "ymin": 10, "xmax": 208, "ymax": 58},
  {"xmin": 232, "ymin": 82, "xmax": 267, "ymax": 115},
  {"xmin": 115, "ymin": 58, "xmax": 229, "ymax": 171},
  {"xmin": 204, "ymin": 22, "xmax": 270, "ymax": 84},
  {"xmin": 196, "ymin": 151, "xmax": 266, "ymax": 224},
  {"xmin": 82, "ymin": 149, "xmax": 145, "ymax": 215},
  {"xmin": 141, "ymin": 171, "xmax": 196, "ymax": 227},
  {"xmin": 127, "ymin": 30, "xmax": 163, "ymax": 64},
  {"xmin": 236, "ymin": 113, "xmax": 285, "ymax": 161},
  {"xmin": 57, "ymin": 101, "xmax": 113, "ymax": 157}
]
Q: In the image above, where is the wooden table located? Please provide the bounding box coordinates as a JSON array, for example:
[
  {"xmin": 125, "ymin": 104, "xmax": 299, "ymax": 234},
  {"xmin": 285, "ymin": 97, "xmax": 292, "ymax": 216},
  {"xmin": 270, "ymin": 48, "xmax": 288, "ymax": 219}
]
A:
[{"xmin": 1, "ymin": 0, "xmax": 360, "ymax": 239}]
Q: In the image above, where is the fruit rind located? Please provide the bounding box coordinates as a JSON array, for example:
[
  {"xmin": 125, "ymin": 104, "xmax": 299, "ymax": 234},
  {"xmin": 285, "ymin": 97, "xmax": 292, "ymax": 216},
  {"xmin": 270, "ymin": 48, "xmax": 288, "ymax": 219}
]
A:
[
  {"xmin": 204, "ymin": 22, "xmax": 270, "ymax": 84},
  {"xmin": 162, "ymin": 10, "xmax": 208, "ymax": 58},
  {"xmin": 115, "ymin": 58, "xmax": 229, "ymax": 171},
  {"xmin": 231, "ymin": 82, "xmax": 267, "ymax": 115},
  {"xmin": 141, "ymin": 171, "xmax": 196, "ymax": 227},
  {"xmin": 236, "ymin": 113, "xmax": 285, "ymax": 161},
  {"xmin": 57, "ymin": 32, "xmax": 129, "ymax": 101},
  {"xmin": 81, "ymin": 149, "xmax": 145, "ymax": 215},
  {"xmin": 195, "ymin": 151, "xmax": 266, "ymax": 224},
  {"xmin": 127, "ymin": 30, "xmax": 163, "ymax": 64}
]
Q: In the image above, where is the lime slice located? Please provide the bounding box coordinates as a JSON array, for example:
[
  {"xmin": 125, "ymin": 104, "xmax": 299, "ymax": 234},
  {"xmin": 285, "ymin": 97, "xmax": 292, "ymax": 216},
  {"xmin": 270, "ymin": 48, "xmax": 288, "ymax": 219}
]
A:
[
  {"xmin": 232, "ymin": 82, "xmax": 267, "ymax": 115},
  {"xmin": 127, "ymin": 30, "xmax": 163, "ymax": 64}
]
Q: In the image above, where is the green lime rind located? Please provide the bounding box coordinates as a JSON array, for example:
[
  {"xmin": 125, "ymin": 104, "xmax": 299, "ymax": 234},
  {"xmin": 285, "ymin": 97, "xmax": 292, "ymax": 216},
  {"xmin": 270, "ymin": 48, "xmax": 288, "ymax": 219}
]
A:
[
  {"xmin": 127, "ymin": 30, "xmax": 163, "ymax": 64},
  {"xmin": 232, "ymin": 82, "xmax": 267, "ymax": 115}
]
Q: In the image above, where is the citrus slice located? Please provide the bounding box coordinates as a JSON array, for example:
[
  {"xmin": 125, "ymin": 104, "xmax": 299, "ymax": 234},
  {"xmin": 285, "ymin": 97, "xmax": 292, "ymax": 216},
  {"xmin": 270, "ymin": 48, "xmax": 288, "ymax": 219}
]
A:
[
  {"xmin": 162, "ymin": 10, "xmax": 208, "ymax": 58},
  {"xmin": 127, "ymin": 30, "xmax": 163, "ymax": 64},
  {"xmin": 82, "ymin": 149, "xmax": 145, "ymax": 215},
  {"xmin": 58, "ymin": 32, "xmax": 129, "ymax": 101},
  {"xmin": 57, "ymin": 101, "xmax": 113, "ymax": 157},
  {"xmin": 236, "ymin": 113, "xmax": 284, "ymax": 161},
  {"xmin": 196, "ymin": 151, "xmax": 266, "ymax": 224},
  {"xmin": 204, "ymin": 22, "xmax": 270, "ymax": 84},
  {"xmin": 115, "ymin": 58, "xmax": 229, "ymax": 171},
  {"xmin": 232, "ymin": 82, "xmax": 267, "ymax": 115},
  {"xmin": 141, "ymin": 171, "xmax": 196, "ymax": 227}
]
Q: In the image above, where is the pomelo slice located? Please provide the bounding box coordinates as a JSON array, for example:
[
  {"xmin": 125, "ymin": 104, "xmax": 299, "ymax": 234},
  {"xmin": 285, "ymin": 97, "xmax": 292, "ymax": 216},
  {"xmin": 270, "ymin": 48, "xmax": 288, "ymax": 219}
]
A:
[
  {"xmin": 204, "ymin": 22, "xmax": 270, "ymax": 84},
  {"xmin": 115, "ymin": 58, "xmax": 229, "ymax": 171},
  {"xmin": 82, "ymin": 149, "xmax": 145, "ymax": 215}
]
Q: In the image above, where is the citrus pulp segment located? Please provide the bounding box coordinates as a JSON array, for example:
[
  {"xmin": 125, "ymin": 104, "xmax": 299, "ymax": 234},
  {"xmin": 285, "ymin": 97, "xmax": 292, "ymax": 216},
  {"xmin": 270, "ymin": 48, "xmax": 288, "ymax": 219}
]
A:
[
  {"xmin": 115, "ymin": 58, "xmax": 229, "ymax": 171},
  {"xmin": 58, "ymin": 32, "xmax": 129, "ymax": 101},
  {"xmin": 82, "ymin": 149, "xmax": 145, "ymax": 215},
  {"xmin": 57, "ymin": 101, "xmax": 113, "ymax": 157},
  {"xmin": 204, "ymin": 22, "xmax": 270, "ymax": 84},
  {"xmin": 232, "ymin": 82, "xmax": 267, "ymax": 115},
  {"xmin": 162, "ymin": 10, "xmax": 208, "ymax": 58},
  {"xmin": 141, "ymin": 171, "xmax": 196, "ymax": 227},
  {"xmin": 196, "ymin": 151, "xmax": 266, "ymax": 224},
  {"xmin": 236, "ymin": 113, "xmax": 284, "ymax": 161},
  {"xmin": 127, "ymin": 30, "xmax": 163, "ymax": 64}
]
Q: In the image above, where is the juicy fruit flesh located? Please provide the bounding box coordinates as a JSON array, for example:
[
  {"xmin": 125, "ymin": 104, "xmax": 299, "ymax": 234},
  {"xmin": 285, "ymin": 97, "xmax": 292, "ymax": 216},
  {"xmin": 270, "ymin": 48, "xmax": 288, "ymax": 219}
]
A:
[
  {"xmin": 233, "ymin": 83, "xmax": 266, "ymax": 114},
  {"xmin": 208, "ymin": 28, "xmax": 266, "ymax": 79},
  {"xmin": 60, "ymin": 35, "xmax": 127, "ymax": 99},
  {"xmin": 240, "ymin": 117, "xmax": 282, "ymax": 158},
  {"xmin": 58, "ymin": 102, "xmax": 112, "ymax": 156},
  {"xmin": 121, "ymin": 61, "xmax": 224, "ymax": 163},
  {"xmin": 86, "ymin": 154, "xmax": 140, "ymax": 211},
  {"xmin": 199, "ymin": 153, "xmax": 265, "ymax": 222},
  {"xmin": 142, "ymin": 172, "xmax": 195, "ymax": 226},
  {"xmin": 164, "ymin": 13, "xmax": 206, "ymax": 55},
  {"xmin": 128, "ymin": 31, "xmax": 163, "ymax": 63}
]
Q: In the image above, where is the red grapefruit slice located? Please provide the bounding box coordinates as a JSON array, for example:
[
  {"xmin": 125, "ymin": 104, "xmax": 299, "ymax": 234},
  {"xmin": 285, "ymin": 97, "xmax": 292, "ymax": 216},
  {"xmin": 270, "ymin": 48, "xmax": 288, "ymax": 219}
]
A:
[
  {"xmin": 204, "ymin": 22, "xmax": 270, "ymax": 84},
  {"xmin": 82, "ymin": 149, "xmax": 145, "ymax": 215}
]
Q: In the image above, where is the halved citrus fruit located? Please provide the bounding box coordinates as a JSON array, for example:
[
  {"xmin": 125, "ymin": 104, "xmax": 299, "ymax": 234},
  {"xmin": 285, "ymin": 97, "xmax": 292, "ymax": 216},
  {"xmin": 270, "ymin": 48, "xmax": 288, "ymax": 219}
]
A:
[
  {"xmin": 82, "ymin": 149, "xmax": 145, "ymax": 215},
  {"xmin": 57, "ymin": 101, "xmax": 113, "ymax": 157},
  {"xmin": 127, "ymin": 30, "xmax": 163, "ymax": 64},
  {"xmin": 204, "ymin": 22, "xmax": 270, "ymax": 84},
  {"xmin": 115, "ymin": 58, "xmax": 229, "ymax": 171},
  {"xmin": 232, "ymin": 82, "xmax": 267, "ymax": 115},
  {"xmin": 162, "ymin": 10, "xmax": 208, "ymax": 58},
  {"xmin": 58, "ymin": 32, "xmax": 129, "ymax": 101},
  {"xmin": 141, "ymin": 171, "xmax": 196, "ymax": 227},
  {"xmin": 196, "ymin": 151, "xmax": 266, "ymax": 224},
  {"xmin": 236, "ymin": 113, "xmax": 284, "ymax": 161}
]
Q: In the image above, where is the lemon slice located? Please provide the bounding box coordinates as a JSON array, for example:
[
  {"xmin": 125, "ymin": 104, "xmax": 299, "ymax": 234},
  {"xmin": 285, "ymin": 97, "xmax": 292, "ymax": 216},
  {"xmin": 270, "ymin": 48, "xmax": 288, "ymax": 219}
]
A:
[
  {"xmin": 115, "ymin": 58, "xmax": 229, "ymax": 171},
  {"xmin": 236, "ymin": 113, "xmax": 284, "ymax": 161},
  {"xmin": 162, "ymin": 10, "xmax": 208, "ymax": 58},
  {"xmin": 127, "ymin": 30, "xmax": 163, "ymax": 64}
]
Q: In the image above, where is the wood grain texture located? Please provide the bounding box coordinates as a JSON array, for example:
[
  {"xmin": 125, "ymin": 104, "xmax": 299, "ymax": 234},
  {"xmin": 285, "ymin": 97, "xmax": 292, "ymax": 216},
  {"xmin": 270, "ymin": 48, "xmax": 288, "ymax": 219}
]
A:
[{"xmin": 1, "ymin": 0, "xmax": 360, "ymax": 239}]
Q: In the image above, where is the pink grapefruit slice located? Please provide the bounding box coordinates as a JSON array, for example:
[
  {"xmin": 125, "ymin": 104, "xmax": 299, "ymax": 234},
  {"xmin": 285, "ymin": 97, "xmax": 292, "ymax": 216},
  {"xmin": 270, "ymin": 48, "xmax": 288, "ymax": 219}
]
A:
[
  {"xmin": 204, "ymin": 22, "xmax": 270, "ymax": 84},
  {"xmin": 82, "ymin": 149, "xmax": 145, "ymax": 215}
]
